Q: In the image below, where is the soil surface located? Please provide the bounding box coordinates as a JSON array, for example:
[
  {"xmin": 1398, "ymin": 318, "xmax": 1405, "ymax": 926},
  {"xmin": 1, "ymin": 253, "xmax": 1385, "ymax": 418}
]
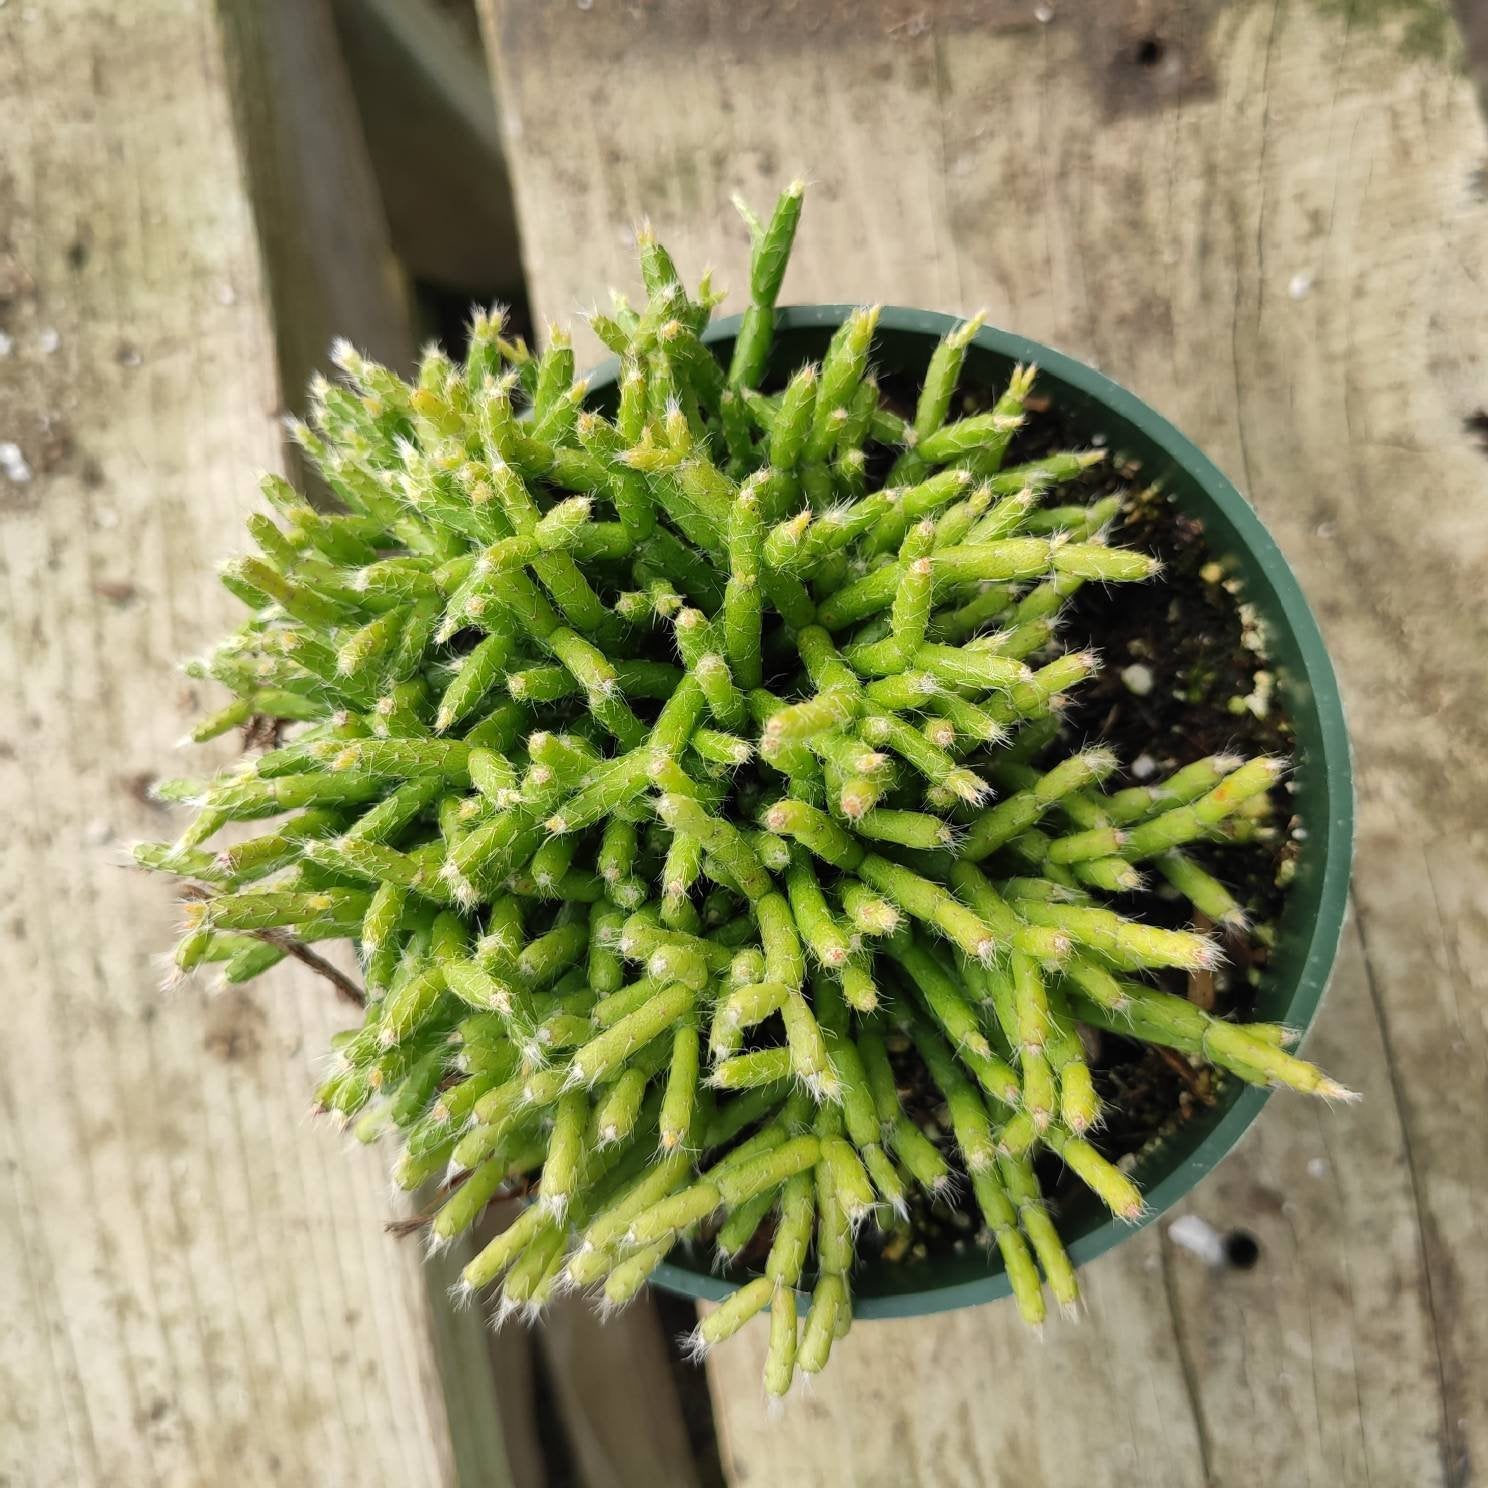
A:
[{"xmin": 1013, "ymin": 391, "xmax": 1297, "ymax": 1165}]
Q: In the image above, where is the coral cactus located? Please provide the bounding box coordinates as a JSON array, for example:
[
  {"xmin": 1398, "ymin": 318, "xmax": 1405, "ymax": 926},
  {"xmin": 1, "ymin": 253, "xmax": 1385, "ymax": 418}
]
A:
[{"xmin": 141, "ymin": 184, "xmax": 1352, "ymax": 1393}]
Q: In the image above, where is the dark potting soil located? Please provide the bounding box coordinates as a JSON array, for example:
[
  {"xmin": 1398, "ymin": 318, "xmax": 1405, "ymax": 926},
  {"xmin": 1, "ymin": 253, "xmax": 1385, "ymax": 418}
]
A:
[
  {"xmin": 901, "ymin": 384, "xmax": 1297, "ymax": 1263},
  {"xmin": 1014, "ymin": 386, "xmax": 1297, "ymax": 1130},
  {"xmin": 1052, "ymin": 480, "xmax": 1298, "ymax": 1161}
]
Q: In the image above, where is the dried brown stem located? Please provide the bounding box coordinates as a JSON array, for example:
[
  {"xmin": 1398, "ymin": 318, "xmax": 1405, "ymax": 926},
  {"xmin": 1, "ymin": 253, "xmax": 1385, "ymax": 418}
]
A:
[
  {"xmin": 173, "ymin": 882, "xmax": 366, "ymax": 1006},
  {"xmin": 1155, "ymin": 1045, "xmax": 1212, "ymax": 1102},
  {"xmin": 253, "ymin": 929, "xmax": 366, "ymax": 1007}
]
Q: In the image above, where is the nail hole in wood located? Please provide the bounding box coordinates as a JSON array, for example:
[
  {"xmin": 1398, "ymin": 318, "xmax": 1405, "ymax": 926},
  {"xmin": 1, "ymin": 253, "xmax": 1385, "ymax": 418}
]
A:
[
  {"xmin": 1134, "ymin": 36, "xmax": 1166, "ymax": 67},
  {"xmin": 1224, "ymin": 1229, "xmax": 1260, "ymax": 1269}
]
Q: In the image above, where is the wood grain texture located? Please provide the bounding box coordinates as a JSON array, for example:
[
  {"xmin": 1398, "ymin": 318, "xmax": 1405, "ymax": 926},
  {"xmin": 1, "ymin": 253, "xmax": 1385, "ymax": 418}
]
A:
[
  {"xmin": 480, "ymin": 2, "xmax": 1488, "ymax": 1483},
  {"xmin": 0, "ymin": 3, "xmax": 467, "ymax": 1483}
]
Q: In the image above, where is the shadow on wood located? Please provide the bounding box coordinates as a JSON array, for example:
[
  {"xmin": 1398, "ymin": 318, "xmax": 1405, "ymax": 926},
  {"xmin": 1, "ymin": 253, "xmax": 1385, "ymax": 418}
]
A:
[{"xmin": 332, "ymin": 0, "xmax": 525, "ymax": 299}]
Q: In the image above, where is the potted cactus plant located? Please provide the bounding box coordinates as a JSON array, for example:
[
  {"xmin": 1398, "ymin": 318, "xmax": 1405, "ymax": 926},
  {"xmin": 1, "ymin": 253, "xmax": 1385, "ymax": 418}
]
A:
[{"xmin": 141, "ymin": 184, "xmax": 1353, "ymax": 1395}]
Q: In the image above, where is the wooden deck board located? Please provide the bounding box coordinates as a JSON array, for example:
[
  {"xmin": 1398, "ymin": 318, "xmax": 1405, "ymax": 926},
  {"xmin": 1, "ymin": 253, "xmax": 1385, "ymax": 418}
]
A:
[
  {"xmin": 0, "ymin": 3, "xmax": 486, "ymax": 1483},
  {"xmin": 479, "ymin": 2, "xmax": 1488, "ymax": 1482}
]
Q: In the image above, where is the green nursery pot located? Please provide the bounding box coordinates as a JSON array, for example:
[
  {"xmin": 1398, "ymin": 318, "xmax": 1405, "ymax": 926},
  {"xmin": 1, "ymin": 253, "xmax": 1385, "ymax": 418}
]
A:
[{"xmin": 590, "ymin": 305, "xmax": 1354, "ymax": 1320}]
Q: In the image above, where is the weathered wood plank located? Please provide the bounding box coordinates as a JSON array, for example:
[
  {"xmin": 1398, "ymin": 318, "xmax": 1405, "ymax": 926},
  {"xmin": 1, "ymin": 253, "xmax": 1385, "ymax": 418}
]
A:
[
  {"xmin": 0, "ymin": 3, "xmax": 473, "ymax": 1483},
  {"xmin": 1161, "ymin": 915, "xmax": 1450, "ymax": 1487},
  {"xmin": 480, "ymin": 2, "xmax": 1488, "ymax": 1483},
  {"xmin": 709, "ymin": 1233, "xmax": 1210, "ymax": 1488},
  {"xmin": 427, "ymin": 1235, "xmax": 534, "ymax": 1488}
]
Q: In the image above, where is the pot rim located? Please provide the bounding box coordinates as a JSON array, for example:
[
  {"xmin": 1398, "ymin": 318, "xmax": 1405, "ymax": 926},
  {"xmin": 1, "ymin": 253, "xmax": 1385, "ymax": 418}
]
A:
[{"xmin": 587, "ymin": 304, "xmax": 1354, "ymax": 1319}]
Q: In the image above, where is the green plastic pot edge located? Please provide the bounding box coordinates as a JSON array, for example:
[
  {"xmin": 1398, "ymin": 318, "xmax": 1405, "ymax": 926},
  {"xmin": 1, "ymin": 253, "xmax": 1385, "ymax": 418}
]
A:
[{"xmin": 583, "ymin": 304, "xmax": 1354, "ymax": 1320}]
